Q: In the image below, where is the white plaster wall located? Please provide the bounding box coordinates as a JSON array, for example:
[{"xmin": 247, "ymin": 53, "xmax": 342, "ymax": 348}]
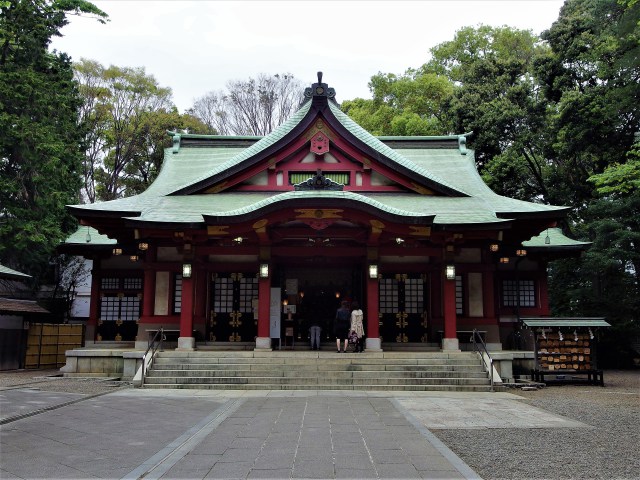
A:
[
  {"xmin": 468, "ymin": 272, "xmax": 484, "ymax": 317},
  {"xmin": 154, "ymin": 271, "xmax": 170, "ymax": 315}
]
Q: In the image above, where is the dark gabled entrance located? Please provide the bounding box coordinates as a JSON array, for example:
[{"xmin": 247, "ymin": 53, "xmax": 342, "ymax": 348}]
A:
[{"xmin": 275, "ymin": 263, "xmax": 365, "ymax": 344}]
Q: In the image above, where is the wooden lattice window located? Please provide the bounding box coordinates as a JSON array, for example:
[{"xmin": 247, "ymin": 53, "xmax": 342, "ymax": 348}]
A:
[
  {"xmin": 101, "ymin": 277, "xmax": 119, "ymax": 290},
  {"xmin": 213, "ymin": 277, "xmax": 234, "ymax": 313},
  {"xmin": 455, "ymin": 275, "xmax": 464, "ymax": 315},
  {"xmin": 289, "ymin": 172, "xmax": 350, "ymax": 185},
  {"xmin": 124, "ymin": 278, "xmax": 142, "ymax": 290},
  {"xmin": 100, "ymin": 294, "xmax": 140, "ymax": 321},
  {"xmin": 405, "ymin": 278, "xmax": 424, "ymax": 314},
  {"xmin": 379, "ymin": 278, "xmax": 399, "ymax": 313},
  {"xmin": 239, "ymin": 277, "xmax": 258, "ymax": 313},
  {"xmin": 100, "ymin": 295, "xmax": 120, "ymax": 320},
  {"xmin": 502, "ymin": 280, "xmax": 536, "ymax": 307},
  {"xmin": 173, "ymin": 274, "xmax": 183, "ymax": 314}
]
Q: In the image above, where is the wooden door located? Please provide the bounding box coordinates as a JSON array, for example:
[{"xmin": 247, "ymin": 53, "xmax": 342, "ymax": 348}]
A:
[
  {"xmin": 208, "ymin": 273, "xmax": 258, "ymax": 342},
  {"xmin": 378, "ymin": 274, "xmax": 428, "ymax": 343}
]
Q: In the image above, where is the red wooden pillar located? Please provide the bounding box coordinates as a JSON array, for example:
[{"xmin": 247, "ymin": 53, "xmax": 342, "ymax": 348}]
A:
[
  {"xmin": 256, "ymin": 276, "xmax": 271, "ymax": 349},
  {"xmin": 178, "ymin": 275, "xmax": 195, "ymax": 350},
  {"xmin": 366, "ymin": 276, "xmax": 381, "ymax": 351},
  {"xmin": 194, "ymin": 266, "xmax": 207, "ymax": 332},
  {"xmin": 442, "ymin": 267, "xmax": 459, "ymax": 350}
]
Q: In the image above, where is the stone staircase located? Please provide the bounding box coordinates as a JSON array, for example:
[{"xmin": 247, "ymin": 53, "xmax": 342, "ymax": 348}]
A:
[{"xmin": 142, "ymin": 351, "xmax": 499, "ymax": 391}]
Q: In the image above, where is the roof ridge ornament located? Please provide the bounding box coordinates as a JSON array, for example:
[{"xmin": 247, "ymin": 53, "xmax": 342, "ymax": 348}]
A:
[
  {"xmin": 304, "ymin": 71, "xmax": 336, "ymax": 104},
  {"xmin": 294, "ymin": 169, "xmax": 344, "ymax": 191}
]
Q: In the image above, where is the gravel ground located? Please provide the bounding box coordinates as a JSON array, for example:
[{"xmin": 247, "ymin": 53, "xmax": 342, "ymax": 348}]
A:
[
  {"xmin": 434, "ymin": 370, "xmax": 640, "ymax": 480},
  {"xmin": 0, "ymin": 369, "xmax": 131, "ymax": 395}
]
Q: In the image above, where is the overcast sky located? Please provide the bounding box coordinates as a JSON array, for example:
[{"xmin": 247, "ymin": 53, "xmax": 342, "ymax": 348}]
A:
[{"xmin": 51, "ymin": 0, "xmax": 566, "ymax": 113}]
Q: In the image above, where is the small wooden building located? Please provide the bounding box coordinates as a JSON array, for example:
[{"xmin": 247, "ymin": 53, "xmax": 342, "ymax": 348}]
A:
[{"xmin": 62, "ymin": 76, "xmax": 588, "ymax": 352}]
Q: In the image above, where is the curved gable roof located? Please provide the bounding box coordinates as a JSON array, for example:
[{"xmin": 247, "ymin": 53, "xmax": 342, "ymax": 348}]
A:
[{"xmin": 167, "ymin": 80, "xmax": 468, "ymax": 197}]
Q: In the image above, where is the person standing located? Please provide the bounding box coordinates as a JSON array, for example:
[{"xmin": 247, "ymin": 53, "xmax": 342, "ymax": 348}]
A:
[
  {"xmin": 334, "ymin": 300, "xmax": 351, "ymax": 353},
  {"xmin": 350, "ymin": 301, "xmax": 365, "ymax": 353},
  {"xmin": 309, "ymin": 318, "xmax": 322, "ymax": 350}
]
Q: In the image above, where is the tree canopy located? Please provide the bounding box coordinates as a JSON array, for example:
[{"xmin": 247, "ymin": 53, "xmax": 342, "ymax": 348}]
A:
[
  {"xmin": 339, "ymin": 1, "xmax": 640, "ymax": 365},
  {"xmin": 74, "ymin": 58, "xmax": 209, "ymax": 202},
  {"xmin": 0, "ymin": 0, "xmax": 106, "ymax": 283},
  {"xmin": 188, "ymin": 73, "xmax": 305, "ymax": 136}
]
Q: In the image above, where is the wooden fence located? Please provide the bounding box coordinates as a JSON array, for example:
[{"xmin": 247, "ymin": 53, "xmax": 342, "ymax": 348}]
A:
[{"xmin": 25, "ymin": 323, "xmax": 84, "ymax": 369}]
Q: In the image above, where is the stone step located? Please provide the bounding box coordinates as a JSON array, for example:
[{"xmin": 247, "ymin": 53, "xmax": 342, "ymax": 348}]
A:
[
  {"xmin": 143, "ymin": 376, "xmax": 491, "ymax": 386},
  {"xmin": 150, "ymin": 363, "xmax": 486, "ymax": 373},
  {"xmin": 141, "ymin": 383, "xmax": 496, "ymax": 392},
  {"xmin": 144, "ymin": 350, "xmax": 494, "ymax": 392},
  {"xmin": 152, "ymin": 357, "xmax": 481, "ymax": 366},
  {"xmin": 146, "ymin": 369, "xmax": 489, "ymax": 379},
  {"xmin": 154, "ymin": 351, "xmax": 478, "ymax": 359}
]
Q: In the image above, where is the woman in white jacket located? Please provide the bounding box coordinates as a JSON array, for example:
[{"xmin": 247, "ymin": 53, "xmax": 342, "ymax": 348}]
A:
[{"xmin": 349, "ymin": 301, "xmax": 365, "ymax": 353}]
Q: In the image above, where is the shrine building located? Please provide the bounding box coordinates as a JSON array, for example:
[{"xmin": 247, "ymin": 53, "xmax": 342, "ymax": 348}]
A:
[{"xmin": 62, "ymin": 75, "xmax": 588, "ymax": 353}]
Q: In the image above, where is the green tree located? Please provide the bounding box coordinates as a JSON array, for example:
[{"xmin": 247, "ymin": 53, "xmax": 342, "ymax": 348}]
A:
[
  {"xmin": 541, "ymin": 0, "xmax": 640, "ymax": 366},
  {"xmin": 423, "ymin": 26, "xmax": 552, "ymax": 200},
  {"xmin": 75, "ymin": 59, "xmax": 209, "ymax": 201},
  {"xmin": 341, "ymin": 71, "xmax": 453, "ymax": 136},
  {"xmin": 0, "ymin": 0, "xmax": 106, "ymax": 283},
  {"xmin": 535, "ymin": 0, "xmax": 640, "ymax": 210}
]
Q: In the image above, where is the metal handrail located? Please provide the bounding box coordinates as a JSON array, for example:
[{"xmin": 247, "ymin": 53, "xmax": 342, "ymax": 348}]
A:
[
  {"xmin": 140, "ymin": 327, "xmax": 164, "ymax": 388},
  {"xmin": 472, "ymin": 329, "xmax": 494, "ymax": 391}
]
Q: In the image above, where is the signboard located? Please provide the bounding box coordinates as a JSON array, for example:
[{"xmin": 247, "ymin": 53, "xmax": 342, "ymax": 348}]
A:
[{"xmin": 270, "ymin": 288, "xmax": 281, "ymax": 339}]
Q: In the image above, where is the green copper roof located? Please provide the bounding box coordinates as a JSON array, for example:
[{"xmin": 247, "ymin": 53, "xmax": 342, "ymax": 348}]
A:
[
  {"xmin": 202, "ymin": 191, "xmax": 429, "ymax": 220},
  {"xmin": 0, "ymin": 263, "xmax": 31, "ymax": 280},
  {"xmin": 167, "ymin": 101, "xmax": 313, "ymax": 195},
  {"xmin": 523, "ymin": 228, "xmax": 590, "ymax": 249},
  {"xmin": 521, "ymin": 318, "xmax": 609, "ymax": 327},
  {"xmin": 66, "ymin": 81, "xmax": 573, "ymax": 233},
  {"xmin": 328, "ymin": 102, "xmax": 467, "ymax": 196},
  {"xmin": 65, "ymin": 226, "xmax": 117, "ymax": 245}
]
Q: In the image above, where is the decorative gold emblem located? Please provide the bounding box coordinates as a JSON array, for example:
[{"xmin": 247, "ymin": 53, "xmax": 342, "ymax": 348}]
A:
[
  {"xmin": 395, "ymin": 312, "xmax": 408, "ymax": 328},
  {"xmin": 295, "ymin": 209, "xmax": 343, "ymax": 220},
  {"xmin": 421, "ymin": 334, "xmax": 428, "ymax": 343},
  {"xmin": 115, "ymin": 333, "xmax": 122, "ymax": 341},
  {"xmin": 396, "ymin": 333, "xmax": 408, "ymax": 343},
  {"xmin": 229, "ymin": 311, "xmax": 242, "ymax": 328},
  {"xmin": 421, "ymin": 311, "xmax": 428, "ymax": 328},
  {"xmin": 395, "ymin": 274, "xmax": 408, "ymax": 281},
  {"xmin": 116, "ymin": 319, "xmax": 123, "ymax": 326},
  {"xmin": 229, "ymin": 332, "xmax": 241, "ymax": 342},
  {"xmin": 209, "ymin": 332, "xmax": 216, "ymax": 341}
]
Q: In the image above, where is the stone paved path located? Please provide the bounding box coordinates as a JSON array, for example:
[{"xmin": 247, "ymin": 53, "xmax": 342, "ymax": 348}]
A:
[{"xmin": 1, "ymin": 388, "xmax": 591, "ymax": 479}]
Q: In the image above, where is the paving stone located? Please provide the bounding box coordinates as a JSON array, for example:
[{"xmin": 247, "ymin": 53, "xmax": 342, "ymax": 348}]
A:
[
  {"xmin": 205, "ymin": 460, "xmax": 254, "ymax": 478},
  {"xmin": 334, "ymin": 453, "xmax": 373, "ymax": 468},
  {"xmin": 247, "ymin": 468, "xmax": 294, "ymax": 478},
  {"xmin": 335, "ymin": 467, "xmax": 378, "ymax": 479},
  {"xmin": 376, "ymin": 462, "xmax": 422, "ymax": 479},
  {"xmin": 292, "ymin": 459, "xmax": 336, "ymax": 478}
]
